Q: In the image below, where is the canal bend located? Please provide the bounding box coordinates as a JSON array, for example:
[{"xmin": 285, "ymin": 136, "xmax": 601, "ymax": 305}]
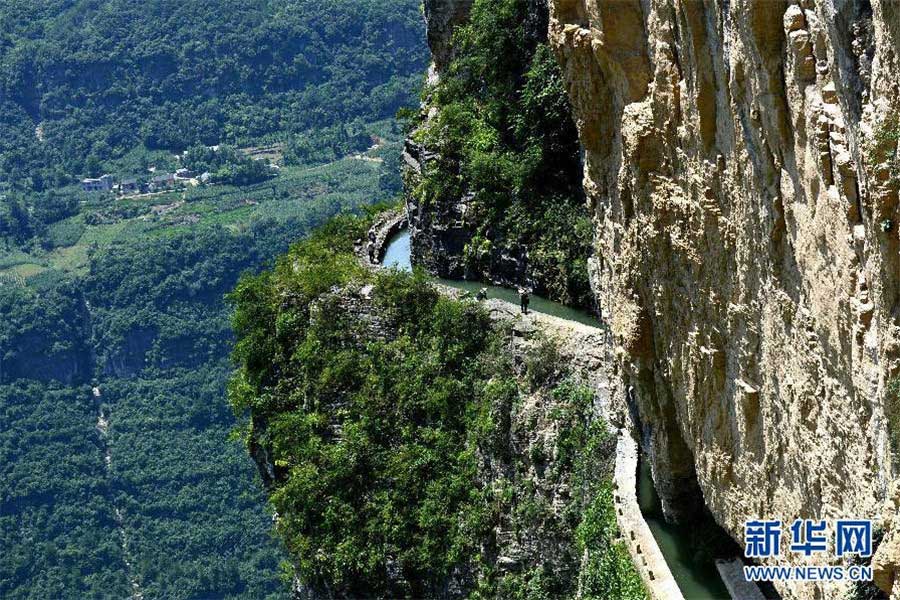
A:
[{"xmin": 381, "ymin": 227, "xmax": 739, "ymax": 600}]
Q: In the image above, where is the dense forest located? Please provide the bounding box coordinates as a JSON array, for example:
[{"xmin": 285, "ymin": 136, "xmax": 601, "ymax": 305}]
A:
[
  {"xmin": 0, "ymin": 0, "xmax": 426, "ymax": 191},
  {"xmin": 0, "ymin": 0, "xmax": 427, "ymax": 597},
  {"xmin": 228, "ymin": 214, "xmax": 645, "ymax": 598},
  {"xmin": 0, "ymin": 203, "xmax": 373, "ymax": 598},
  {"xmin": 410, "ymin": 0, "xmax": 592, "ymax": 306}
]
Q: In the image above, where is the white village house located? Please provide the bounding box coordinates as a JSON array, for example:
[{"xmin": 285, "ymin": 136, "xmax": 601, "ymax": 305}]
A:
[{"xmin": 81, "ymin": 174, "xmax": 114, "ymax": 193}]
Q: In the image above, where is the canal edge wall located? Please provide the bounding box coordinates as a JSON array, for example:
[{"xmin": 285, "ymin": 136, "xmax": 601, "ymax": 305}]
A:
[
  {"xmin": 357, "ymin": 208, "xmax": 408, "ymax": 268},
  {"xmin": 716, "ymin": 559, "xmax": 766, "ymax": 600},
  {"xmin": 614, "ymin": 427, "xmax": 685, "ymax": 600}
]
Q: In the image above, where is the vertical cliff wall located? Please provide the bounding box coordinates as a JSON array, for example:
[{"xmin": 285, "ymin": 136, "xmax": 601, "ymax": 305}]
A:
[{"xmin": 547, "ymin": 0, "xmax": 900, "ymax": 597}]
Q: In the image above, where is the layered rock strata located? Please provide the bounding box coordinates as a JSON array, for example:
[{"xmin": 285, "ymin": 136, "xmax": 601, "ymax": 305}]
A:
[{"xmin": 546, "ymin": 1, "xmax": 900, "ymax": 598}]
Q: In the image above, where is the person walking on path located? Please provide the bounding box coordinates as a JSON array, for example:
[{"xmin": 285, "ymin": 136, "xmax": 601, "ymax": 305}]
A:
[{"xmin": 518, "ymin": 287, "xmax": 530, "ymax": 314}]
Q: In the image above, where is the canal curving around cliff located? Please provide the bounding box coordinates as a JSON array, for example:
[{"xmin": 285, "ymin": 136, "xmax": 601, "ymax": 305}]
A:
[{"xmin": 379, "ymin": 222, "xmax": 765, "ymax": 599}]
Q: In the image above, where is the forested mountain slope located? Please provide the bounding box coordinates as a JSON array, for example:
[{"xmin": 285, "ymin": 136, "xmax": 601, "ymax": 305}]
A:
[
  {"xmin": 0, "ymin": 0, "xmax": 425, "ymax": 190},
  {"xmin": 0, "ymin": 1, "xmax": 427, "ymax": 597}
]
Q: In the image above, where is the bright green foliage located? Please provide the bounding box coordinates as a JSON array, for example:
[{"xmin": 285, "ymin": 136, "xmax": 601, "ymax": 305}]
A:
[
  {"xmin": 416, "ymin": 0, "xmax": 592, "ymax": 306},
  {"xmin": 230, "ymin": 213, "xmax": 645, "ymax": 598},
  {"xmin": 283, "ymin": 122, "xmax": 373, "ymax": 166},
  {"xmin": 230, "ymin": 217, "xmax": 495, "ymax": 596},
  {"xmin": 0, "ymin": 383, "xmax": 131, "ymax": 598}
]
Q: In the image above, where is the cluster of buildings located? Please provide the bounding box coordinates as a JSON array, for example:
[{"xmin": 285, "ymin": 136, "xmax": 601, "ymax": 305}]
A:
[{"xmin": 81, "ymin": 169, "xmax": 210, "ymax": 196}]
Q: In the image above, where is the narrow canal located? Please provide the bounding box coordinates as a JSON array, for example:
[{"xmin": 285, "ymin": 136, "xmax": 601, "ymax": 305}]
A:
[
  {"xmin": 382, "ymin": 230, "xmax": 600, "ymax": 327},
  {"xmin": 382, "ymin": 228, "xmax": 740, "ymax": 599},
  {"xmin": 637, "ymin": 459, "xmax": 733, "ymax": 599}
]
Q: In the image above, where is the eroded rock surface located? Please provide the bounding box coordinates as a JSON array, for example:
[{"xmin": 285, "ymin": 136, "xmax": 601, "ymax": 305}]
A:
[
  {"xmin": 547, "ymin": 1, "xmax": 900, "ymax": 598},
  {"xmin": 423, "ymin": 0, "xmax": 475, "ymax": 74}
]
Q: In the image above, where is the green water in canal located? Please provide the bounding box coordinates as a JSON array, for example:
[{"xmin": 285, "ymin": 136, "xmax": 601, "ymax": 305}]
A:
[
  {"xmin": 638, "ymin": 459, "xmax": 733, "ymax": 599},
  {"xmin": 384, "ymin": 228, "xmax": 735, "ymax": 599},
  {"xmin": 382, "ymin": 230, "xmax": 601, "ymax": 328}
]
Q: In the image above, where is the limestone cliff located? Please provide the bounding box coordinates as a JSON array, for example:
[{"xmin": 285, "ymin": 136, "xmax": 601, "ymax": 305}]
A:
[{"xmin": 545, "ymin": 1, "xmax": 900, "ymax": 598}]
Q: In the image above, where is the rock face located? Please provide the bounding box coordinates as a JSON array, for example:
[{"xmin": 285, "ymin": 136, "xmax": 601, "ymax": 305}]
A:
[
  {"xmin": 546, "ymin": 0, "xmax": 900, "ymax": 598},
  {"xmin": 423, "ymin": 0, "xmax": 475, "ymax": 74},
  {"xmin": 403, "ymin": 138, "xmax": 479, "ymax": 280},
  {"xmin": 873, "ymin": 481, "xmax": 900, "ymax": 597},
  {"xmin": 404, "ymin": 1, "xmax": 476, "ymax": 280}
]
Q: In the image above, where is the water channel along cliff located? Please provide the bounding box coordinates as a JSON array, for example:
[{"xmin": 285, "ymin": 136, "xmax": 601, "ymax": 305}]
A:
[{"xmin": 404, "ymin": 0, "xmax": 900, "ymax": 598}]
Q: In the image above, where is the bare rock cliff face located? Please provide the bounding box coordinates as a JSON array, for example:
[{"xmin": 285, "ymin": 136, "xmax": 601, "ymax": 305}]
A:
[
  {"xmin": 546, "ymin": 0, "xmax": 900, "ymax": 597},
  {"xmin": 423, "ymin": 0, "xmax": 475, "ymax": 74}
]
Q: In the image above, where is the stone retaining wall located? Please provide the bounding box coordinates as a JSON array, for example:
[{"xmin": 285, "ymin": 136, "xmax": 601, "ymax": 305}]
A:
[
  {"xmin": 356, "ymin": 208, "xmax": 408, "ymax": 268},
  {"xmin": 613, "ymin": 429, "xmax": 684, "ymax": 600},
  {"xmin": 716, "ymin": 559, "xmax": 766, "ymax": 600}
]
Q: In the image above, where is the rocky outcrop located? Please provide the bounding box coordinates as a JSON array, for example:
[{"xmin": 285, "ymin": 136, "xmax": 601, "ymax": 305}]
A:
[
  {"xmin": 254, "ymin": 228, "xmax": 630, "ymax": 599},
  {"xmin": 403, "ymin": 139, "xmax": 546, "ymax": 292},
  {"xmin": 548, "ymin": 1, "xmax": 900, "ymax": 598},
  {"xmin": 403, "ymin": 0, "xmax": 479, "ymax": 282},
  {"xmin": 403, "ymin": 0, "xmax": 589, "ymax": 304},
  {"xmin": 423, "ymin": 0, "xmax": 474, "ymax": 75},
  {"xmin": 422, "ymin": 0, "xmax": 551, "ymax": 75},
  {"xmin": 403, "ymin": 139, "xmax": 484, "ymax": 281},
  {"xmin": 404, "ymin": 0, "xmax": 525, "ymax": 289}
]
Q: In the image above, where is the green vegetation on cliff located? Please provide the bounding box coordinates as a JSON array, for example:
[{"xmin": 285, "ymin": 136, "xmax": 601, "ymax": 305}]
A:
[
  {"xmin": 412, "ymin": 0, "xmax": 592, "ymax": 306},
  {"xmin": 229, "ymin": 213, "xmax": 644, "ymax": 598}
]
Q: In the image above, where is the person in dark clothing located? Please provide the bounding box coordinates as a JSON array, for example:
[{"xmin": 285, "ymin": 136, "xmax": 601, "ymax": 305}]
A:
[
  {"xmin": 518, "ymin": 287, "xmax": 529, "ymax": 314},
  {"xmin": 476, "ymin": 287, "xmax": 488, "ymax": 301}
]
